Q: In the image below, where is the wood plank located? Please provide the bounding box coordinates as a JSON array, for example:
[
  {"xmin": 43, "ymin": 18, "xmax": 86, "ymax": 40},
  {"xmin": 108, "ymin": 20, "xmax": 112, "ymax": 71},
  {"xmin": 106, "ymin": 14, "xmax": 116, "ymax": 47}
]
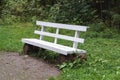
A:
[
  {"xmin": 73, "ymin": 31, "xmax": 79, "ymax": 49},
  {"xmin": 22, "ymin": 38, "xmax": 86, "ymax": 55},
  {"xmin": 54, "ymin": 28, "xmax": 59, "ymax": 44},
  {"xmin": 34, "ymin": 30, "xmax": 84, "ymax": 43},
  {"xmin": 40, "ymin": 25, "xmax": 45, "ymax": 40},
  {"xmin": 36, "ymin": 21, "xmax": 88, "ymax": 32},
  {"xmin": 22, "ymin": 39, "xmax": 72, "ymax": 55}
]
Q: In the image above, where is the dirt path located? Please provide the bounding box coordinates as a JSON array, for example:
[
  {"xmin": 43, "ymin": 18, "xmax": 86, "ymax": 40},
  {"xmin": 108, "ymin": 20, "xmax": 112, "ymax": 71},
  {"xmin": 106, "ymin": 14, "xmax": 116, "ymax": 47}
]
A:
[{"xmin": 0, "ymin": 52, "xmax": 60, "ymax": 80}]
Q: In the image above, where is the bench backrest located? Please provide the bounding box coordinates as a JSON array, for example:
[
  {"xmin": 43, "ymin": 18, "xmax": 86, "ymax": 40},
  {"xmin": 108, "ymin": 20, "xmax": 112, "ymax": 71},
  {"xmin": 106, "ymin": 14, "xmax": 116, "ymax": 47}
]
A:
[{"xmin": 35, "ymin": 21, "xmax": 88, "ymax": 49}]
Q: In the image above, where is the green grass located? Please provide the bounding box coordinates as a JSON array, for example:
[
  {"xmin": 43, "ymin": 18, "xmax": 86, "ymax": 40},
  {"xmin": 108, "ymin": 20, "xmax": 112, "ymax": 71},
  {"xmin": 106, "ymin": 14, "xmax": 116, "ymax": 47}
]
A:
[
  {"xmin": 0, "ymin": 23, "xmax": 120, "ymax": 80},
  {"xmin": 57, "ymin": 38, "xmax": 120, "ymax": 80},
  {"xmin": 0, "ymin": 23, "xmax": 38, "ymax": 52}
]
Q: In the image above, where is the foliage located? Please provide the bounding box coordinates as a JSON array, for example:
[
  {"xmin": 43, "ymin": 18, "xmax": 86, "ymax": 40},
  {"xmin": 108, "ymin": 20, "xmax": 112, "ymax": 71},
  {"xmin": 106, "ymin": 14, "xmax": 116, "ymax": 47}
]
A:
[
  {"xmin": 1, "ymin": 0, "xmax": 37, "ymax": 23},
  {"xmin": 57, "ymin": 58, "xmax": 83, "ymax": 69},
  {"xmin": 49, "ymin": 0, "xmax": 97, "ymax": 25},
  {"xmin": 0, "ymin": 23, "xmax": 120, "ymax": 80},
  {"xmin": 111, "ymin": 13, "xmax": 120, "ymax": 30},
  {"xmin": 0, "ymin": 0, "xmax": 120, "ymax": 31},
  {"xmin": 57, "ymin": 38, "xmax": 120, "ymax": 80},
  {"xmin": 0, "ymin": 0, "xmax": 120, "ymax": 79}
]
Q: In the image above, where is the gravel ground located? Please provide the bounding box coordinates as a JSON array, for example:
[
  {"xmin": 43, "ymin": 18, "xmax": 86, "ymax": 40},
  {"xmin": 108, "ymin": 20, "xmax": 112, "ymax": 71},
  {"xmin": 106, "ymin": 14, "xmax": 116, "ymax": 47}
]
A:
[{"xmin": 0, "ymin": 52, "xmax": 60, "ymax": 80}]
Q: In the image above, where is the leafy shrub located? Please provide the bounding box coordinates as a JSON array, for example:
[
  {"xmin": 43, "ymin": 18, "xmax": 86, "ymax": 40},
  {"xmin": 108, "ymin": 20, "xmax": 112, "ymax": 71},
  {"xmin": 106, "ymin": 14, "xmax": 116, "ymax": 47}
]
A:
[
  {"xmin": 100, "ymin": 28, "xmax": 114, "ymax": 38},
  {"xmin": 112, "ymin": 13, "xmax": 120, "ymax": 30},
  {"xmin": 85, "ymin": 22, "xmax": 118, "ymax": 38},
  {"xmin": 89, "ymin": 21, "xmax": 106, "ymax": 32},
  {"xmin": 2, "ymin": 15, "xmax": 21, "ymax": 24},
  {"xmin": 1, "ymin": 0, "xmax": 37, "ymax": 23},
  {"xmin": 48, "ymin": 0, "xmax": 97, "ymax": 24}
]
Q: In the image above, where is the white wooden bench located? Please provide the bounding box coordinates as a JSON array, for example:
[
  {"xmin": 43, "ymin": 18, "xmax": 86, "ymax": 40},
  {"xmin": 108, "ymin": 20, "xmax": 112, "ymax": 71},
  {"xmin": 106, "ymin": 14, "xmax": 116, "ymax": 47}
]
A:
[{"xmin": 22, "ymin": 21, "xmax": 88, "ymax": 60}]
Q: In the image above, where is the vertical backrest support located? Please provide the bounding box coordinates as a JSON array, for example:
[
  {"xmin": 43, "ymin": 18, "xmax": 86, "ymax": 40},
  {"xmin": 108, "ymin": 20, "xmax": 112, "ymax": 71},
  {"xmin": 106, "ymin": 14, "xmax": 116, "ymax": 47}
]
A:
[
  {"xmin": 40, "ymin": 25, "xmax": 45, "ymax": 40},
  {"xmin": 54, "ymin": 28, "xmax": 59, "ymax": 44},
  {"xmin": 36, "ymin": 21, "xmax": 87, "ymax": 31},
  {"xmin": 36, "ymin": 21, "xmax": 88, "ymax": 49},
  {"xmin": 73, "ymin": 31, "xmax": 79, "ymax": 49}
]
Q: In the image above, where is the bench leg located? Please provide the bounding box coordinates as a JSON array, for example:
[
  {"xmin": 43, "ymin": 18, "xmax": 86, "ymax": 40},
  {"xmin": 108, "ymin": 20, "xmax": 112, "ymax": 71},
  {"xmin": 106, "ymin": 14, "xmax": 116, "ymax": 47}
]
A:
[
  {"xmin": 22, "ymin": 43, "xmax": 40, "ymax": 55},
  {"xmin": 31, "ymin": 45, "xmax": 39, "ymax": 53},
  {"xmin": 78, "ymin": 53, "xmax": 87, "ymax": 61},
  {"xmin": 58, "ymin": 53, "xmax": 87, "ymax": 63},
  {"xmin": 58, "ymin": 54, "xmax": 67, "ymax": 63},
  {"xmin": 58, "ymin": 54, "xmax": 76, "ymax": 63},
  {"xmin": 22, "ymin": 43, "xmax": 30, "ymax": 54},
  {"xmin": 39, "ymin": 48, "xmax": 46, "ymax": 53},
  {"xmin": 67, "ymin": 54, "xmax": 76, "ymax": 61}
]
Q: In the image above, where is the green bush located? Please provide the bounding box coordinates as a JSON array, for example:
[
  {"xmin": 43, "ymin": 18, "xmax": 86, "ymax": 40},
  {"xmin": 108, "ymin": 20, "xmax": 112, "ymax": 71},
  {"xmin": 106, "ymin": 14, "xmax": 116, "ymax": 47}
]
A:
[
  {"xmin": 48, "ymin": 0, "xmax": 97, "ymax": 24},
  {"xmin": 89, "ymin": 21, "xmax": 106, "ymax": 32},
  {"xmin": 112, "ymin": 13, "xmax": 120, "ymax": 30},
  {"xmin": 85, "ymin": 22, "xmax": 118, "ymax": 38}
]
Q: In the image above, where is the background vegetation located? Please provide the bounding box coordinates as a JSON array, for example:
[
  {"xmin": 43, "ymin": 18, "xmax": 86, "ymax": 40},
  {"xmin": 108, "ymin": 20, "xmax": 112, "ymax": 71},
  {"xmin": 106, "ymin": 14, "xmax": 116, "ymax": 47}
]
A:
[
  {"xmin": 0, "ymin": 0, "xmax": 120, "ymax": 29},
  {"xmin": 0, "ymin": 0, "xmax": 120, "ymax": 80},
  {"xmin": 0, "ymin": 22, "xmax": 120, "ymax": 80}
]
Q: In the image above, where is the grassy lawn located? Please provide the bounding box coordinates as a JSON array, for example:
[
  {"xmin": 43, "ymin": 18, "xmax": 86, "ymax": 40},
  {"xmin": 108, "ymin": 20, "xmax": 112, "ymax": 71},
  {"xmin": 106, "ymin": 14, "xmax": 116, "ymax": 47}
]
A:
[
  {"xmin": 58, "ymin": 38, "xmax": 120, "ymax": 80},
  {"xmin": 0, "ymin": 23, "xmax": 37, "ymax": 52},
  {"xmin": 0, "ymin": 23, "xmax": 120, "ymax": 80}
]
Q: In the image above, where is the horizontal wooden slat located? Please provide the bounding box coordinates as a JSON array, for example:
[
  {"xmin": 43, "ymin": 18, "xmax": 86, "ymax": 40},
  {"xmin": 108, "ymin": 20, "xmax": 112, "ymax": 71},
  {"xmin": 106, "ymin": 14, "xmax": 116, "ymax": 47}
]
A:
[
  {"xmin": 22, "ymin": 39, "xmax": 72, "ymax": 55},
  {"xmin": 22, "ymin": 38, "xmax": 86, "ymax": 55},
  {"xmin": 34, "ymin": 30, "xmax": 84, "ymax": 43},
  {"xmin": 36, "ymin": 21, "xmax": 88, "ymax": 32}
]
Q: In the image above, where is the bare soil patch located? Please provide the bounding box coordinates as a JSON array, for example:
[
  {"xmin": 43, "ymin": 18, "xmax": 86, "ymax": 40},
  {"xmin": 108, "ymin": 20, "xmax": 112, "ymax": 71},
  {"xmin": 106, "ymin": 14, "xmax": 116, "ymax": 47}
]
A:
[{"xmin": 0, "ymin": 52, "xmax": 60, "ymax": 80}]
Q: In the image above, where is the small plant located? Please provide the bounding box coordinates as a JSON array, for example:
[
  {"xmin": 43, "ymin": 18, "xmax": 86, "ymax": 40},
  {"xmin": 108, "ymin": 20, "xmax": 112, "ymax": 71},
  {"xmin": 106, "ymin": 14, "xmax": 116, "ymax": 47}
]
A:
[
  {"xmin": 57, "ymin": 58, "xmax": 84, "ymax": 69},
  {"xmin": 48, "ymin": 77, "xmax": 56, "ymax": 80}
]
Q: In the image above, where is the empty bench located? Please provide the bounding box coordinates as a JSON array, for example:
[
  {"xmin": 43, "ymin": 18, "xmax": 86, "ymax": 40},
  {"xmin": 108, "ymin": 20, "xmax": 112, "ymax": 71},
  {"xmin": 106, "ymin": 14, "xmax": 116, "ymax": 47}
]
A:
[{"xmin": 22, "ymin": 21, "xmax": 88, "ymax": 60}]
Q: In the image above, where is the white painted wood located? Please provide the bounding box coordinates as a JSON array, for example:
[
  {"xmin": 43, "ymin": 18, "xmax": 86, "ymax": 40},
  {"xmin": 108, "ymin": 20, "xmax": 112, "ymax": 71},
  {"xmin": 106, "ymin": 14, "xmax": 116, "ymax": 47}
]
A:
[
  {"xmin": 36, "ymin": 21, "xmax": 88, "ymax": 32},
  {"xmin": 73, "ymin": 31, "xmax": 79, "ymax": 49},
  {"xmin": 22, "ymin": 21, "xmax": 87, "ymax": 55},
  {"xmin": 40, "ymin": 26, "xmax": 45, "ymax": 40},
  {"xmin": 54, "ymin": 28, "xmax": 59, "ymax": 44},
  {"xmin": 22, "ymin": 38, "xmax": 86, "ymax": 55},
  {"xmin": 34, "ymin": 30, "xmax": 84, "ymax": 43}
]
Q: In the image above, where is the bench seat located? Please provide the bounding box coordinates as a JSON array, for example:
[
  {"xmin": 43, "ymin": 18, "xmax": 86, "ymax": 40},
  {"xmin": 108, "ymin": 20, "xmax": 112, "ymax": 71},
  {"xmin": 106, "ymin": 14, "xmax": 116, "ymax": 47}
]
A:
[{"xmin": 22, "ymin": 38, "xmax": 86, "ymax": 55}]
